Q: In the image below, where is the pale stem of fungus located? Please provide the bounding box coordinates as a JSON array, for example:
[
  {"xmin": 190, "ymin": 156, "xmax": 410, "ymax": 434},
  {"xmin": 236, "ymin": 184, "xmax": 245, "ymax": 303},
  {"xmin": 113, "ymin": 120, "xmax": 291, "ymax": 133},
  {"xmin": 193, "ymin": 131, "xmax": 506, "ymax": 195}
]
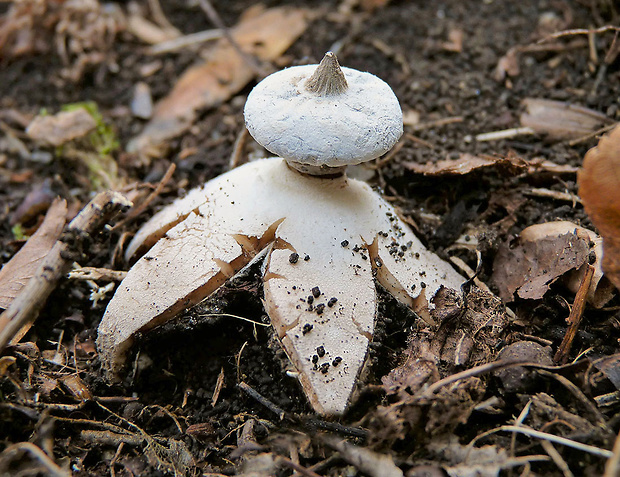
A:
[{"xmin": 287, "ymin": 52, "xmax": 350, "ymax": 177}]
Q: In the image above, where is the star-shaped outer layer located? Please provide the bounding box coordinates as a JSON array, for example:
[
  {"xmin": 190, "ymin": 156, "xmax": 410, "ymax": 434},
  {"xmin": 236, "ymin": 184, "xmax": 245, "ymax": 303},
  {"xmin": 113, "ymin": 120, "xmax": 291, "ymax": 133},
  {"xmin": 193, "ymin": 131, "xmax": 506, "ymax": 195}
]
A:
[{"xmin": 97, "ymin": 158, "xmax": 464, "ymax": 416}]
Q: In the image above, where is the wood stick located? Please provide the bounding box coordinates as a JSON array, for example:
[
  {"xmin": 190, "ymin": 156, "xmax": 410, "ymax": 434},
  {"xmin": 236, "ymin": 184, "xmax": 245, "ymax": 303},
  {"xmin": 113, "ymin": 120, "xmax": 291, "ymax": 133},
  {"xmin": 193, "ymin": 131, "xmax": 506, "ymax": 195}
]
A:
[
  {"xmin": 554, "ymin": 264, "xmax": 595, "ymax": 364},
  {"xmin": 0, "ymin": 191, "xmax": 132, "ymax": 352}
]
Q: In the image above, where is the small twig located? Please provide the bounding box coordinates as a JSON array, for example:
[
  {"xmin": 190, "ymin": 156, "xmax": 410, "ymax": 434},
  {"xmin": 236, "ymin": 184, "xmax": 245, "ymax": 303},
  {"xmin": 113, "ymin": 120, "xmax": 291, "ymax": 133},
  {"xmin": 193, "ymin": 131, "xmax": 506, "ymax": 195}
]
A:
[
  {"xmin": 510, "ymin": 400, "xmax": 532, "ymax": 460},
  {"xmin": 554, "ymin": 264, "xmax": 595, "ymax": 364},
  {"xmin": 473, "ymin": 425, "xmax": 613, "ymax": 459},
  {"xmin": 112, "ymin": 162, "xmax": 176, "ymax": 231},
  {"xmin": 475, "ymin": 127, "xmax": 535, "ymax": 142},
  {"xmin": 199, "ymin": 313, "xmax": 269, "ymax": 327},
  {"xmin": 536, "ymin": 369, "xmax": 607, "ymax": 428},
  {"xmin": 147, "ymin": 28, "xmax": 222, "ymax": 54},
  {"xmin": 524, "ymin": 188, "xmax": 581, "ymax": 204},
  {"xmin": 0, "ymin": 442, "xmax": 70, "ymax": 477},
  {"xmin": 81, "ymin": 430, "xmax": 144, "ymax": 447},
  {"xmin": 0, "ymin": 191, "xmax": 132, "ymax": 352},
  {"xmin": 236, "ymin": 341, "xmax": 248, "ymax": 383},
  {"xmin": 540, "ymin": 440, "xmax": 574, "ymax": 477},
  {"xmin": 109, "ymin": 442, "xmax": 125, "ymax": 477},
  {"xmin": 417, "ymin": 359, "xmax": 531, "ymax": 398},
  {"xmin": 276, "ymin": 455, "xmax": 325, "ymax": 477},
  {"xmin": 603, "ymin": 426, "xmax": 620, "ymax": 477},
  {"xmin": 538, "ymin": 25, "xmax": 620, "ymax": 43},
  {"xmin": 236, "ymin": 383, "xmax": 367, "ymax": 438},
  {"xmin": 409, "ymin": 116, "xmax": 463, "ymax": 131},
  {"xmin": 302, "ymin": 417, "xmax": 368, "ymax": 439},
  {"xmin": 404, "ymin": 132, "xmax": 436, "ymax": 149},
  {"xmin": 449, "ymin": 256, "xmax": 492, "ymax": 294},
  {"xmin": 567, "ymin": 122, "xmax": 618, "ymax": 146},
  {"xmin": 147, "ymin": 0, "xmax": 179, "ymax": 35},
  {"xmin": 238, "ymin": 381, "xmax": 286, "ymax": 420},
  {"xmin": 211, "ymin": 367, "xmax": 225, "ymax": 407},
  {"xmin": 372, "ymin": 139, "xmax": 405, "ymax": 168},
  {"xmin": 197, "ymin": 0, "xmax": 266, "ymax": 77},
  {"xmin": 228, "ymin": 127, "xmax": 250, "ymax": 170}
]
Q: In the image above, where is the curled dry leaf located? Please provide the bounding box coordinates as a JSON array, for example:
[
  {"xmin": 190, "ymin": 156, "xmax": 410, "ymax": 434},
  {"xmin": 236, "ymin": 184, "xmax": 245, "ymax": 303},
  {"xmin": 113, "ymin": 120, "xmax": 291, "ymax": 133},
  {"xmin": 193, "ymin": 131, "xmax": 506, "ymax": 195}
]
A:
[
  {"xmin": 492, "ymin": 221, "xmax": 613, "ymax": 306},
  {"xmin": 520, "ymin": 98, "xmax": 613, "ymax": 141},
  {"xmin": 404, "ymin": 153, "xmax": 577, "ymax": 176},
  {"xmin": 578, "ymin": 125, "xmax": 620, "ymax": 291},
  {"xmin": 26, "ymin": 108, "xmax": 97, "ymax": 147},
  {"xmin": 127, "ymin": 6, "xmax": 309, "ymax": 154},
  {"xmin": 0, "ymin": 199, "xmax": 67, "ymax": 309},
  {"xmin": 405, "ymin": 153, "xmax": 526, "ymax": 176}
]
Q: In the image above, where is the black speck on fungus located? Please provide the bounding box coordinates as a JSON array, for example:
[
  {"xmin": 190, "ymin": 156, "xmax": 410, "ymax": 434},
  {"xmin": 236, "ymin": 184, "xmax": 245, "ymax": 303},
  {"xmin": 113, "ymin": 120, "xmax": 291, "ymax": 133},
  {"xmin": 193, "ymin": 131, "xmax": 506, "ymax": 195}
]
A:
[
  {"xmin": 289, "ymin": 253, "xmax": 299, "ymax": 264},
  {"xmin": 317, "ymin": 346, "xmax": 325, "ymax": 357}
]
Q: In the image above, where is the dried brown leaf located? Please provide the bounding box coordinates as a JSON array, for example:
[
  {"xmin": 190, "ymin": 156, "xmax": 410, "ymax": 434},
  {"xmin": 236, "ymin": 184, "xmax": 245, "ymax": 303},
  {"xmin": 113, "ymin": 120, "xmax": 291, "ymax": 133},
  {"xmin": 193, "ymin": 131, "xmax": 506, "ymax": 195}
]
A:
[
  {"xmin": 492, "ymin": 221, "xmax": 595, "ymax": 302},
  {"xmin": 520, "ymin": 98, "xmax": 612, "ymax": 141},
  {"xmin": 128, "ymin": 6, "xmax": 308, "ymax": 153},
  {"xmin": 589, "ymin": 354, "xmax": 620, "ymax": 391},
  {"xmin": 26, "ymin": 108, "xmax": 97, "ymax": 147},
  {"xmin": 579, "ymin": 125, "xmax": 620, "ymax": 291},
  {"xmin": 0, "ymin": 199, "xmax": 67, "ymax": 309},
  {"xmin": 402, "ymin": 153, "xmax": 572, "ymax": 176}
]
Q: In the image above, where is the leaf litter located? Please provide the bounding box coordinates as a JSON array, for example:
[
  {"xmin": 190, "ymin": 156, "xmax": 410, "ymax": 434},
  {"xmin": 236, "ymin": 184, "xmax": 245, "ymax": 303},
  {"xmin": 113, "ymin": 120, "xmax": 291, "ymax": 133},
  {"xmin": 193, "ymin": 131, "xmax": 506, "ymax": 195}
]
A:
[{"xmin": 1, "ymin": 1, "xmax": 620, "ymax": 476}]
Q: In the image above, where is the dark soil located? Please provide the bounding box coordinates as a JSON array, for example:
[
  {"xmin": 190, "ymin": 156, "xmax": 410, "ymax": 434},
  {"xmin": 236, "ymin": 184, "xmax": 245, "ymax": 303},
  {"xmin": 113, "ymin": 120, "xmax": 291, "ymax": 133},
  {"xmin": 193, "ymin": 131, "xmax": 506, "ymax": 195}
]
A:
[{"xmin": 1, "ymin": 0, "xmax": 620, "ymax": 476}]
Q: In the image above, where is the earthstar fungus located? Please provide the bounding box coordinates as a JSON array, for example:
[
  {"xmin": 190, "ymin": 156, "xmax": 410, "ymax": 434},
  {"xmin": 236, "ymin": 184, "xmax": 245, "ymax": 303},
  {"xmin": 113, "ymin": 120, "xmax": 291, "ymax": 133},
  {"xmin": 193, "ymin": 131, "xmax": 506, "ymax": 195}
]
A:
[{"xmin": 97, "ymin": 53, "xmax": 464, "ymax": 416}]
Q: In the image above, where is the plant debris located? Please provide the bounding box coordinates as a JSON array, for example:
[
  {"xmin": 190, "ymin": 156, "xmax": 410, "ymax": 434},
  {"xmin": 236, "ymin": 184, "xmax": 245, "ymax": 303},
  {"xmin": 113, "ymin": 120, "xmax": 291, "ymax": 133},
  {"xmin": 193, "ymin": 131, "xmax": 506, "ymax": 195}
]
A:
[{"xmin": 2, "ymin": 0, "xmax": 620, "ymax": 475}]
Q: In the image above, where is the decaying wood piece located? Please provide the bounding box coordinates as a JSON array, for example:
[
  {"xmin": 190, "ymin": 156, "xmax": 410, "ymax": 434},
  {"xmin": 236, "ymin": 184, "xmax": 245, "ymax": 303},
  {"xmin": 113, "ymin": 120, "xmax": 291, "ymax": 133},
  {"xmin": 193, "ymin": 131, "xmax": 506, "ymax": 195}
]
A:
[
  {"xmin": 98, "ymin": 159, "xmax": 463, "ymax": 415},
  {"xmin": 0, "ymin": 191, "xmax": 132, "ymax": 352},
  {"xmin": 0, "ymin": 198, "xmax": 67, "ymax": 309}
]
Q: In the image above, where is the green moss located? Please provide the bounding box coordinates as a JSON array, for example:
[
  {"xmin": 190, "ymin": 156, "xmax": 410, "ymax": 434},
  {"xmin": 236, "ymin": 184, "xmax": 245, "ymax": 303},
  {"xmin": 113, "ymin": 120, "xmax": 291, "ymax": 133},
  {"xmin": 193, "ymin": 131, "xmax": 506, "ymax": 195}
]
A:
[
  {"xmin": 60, "ymin": 101, "xmax": 120, "ymax": 190},
  {"xmin": 11, "ymin": 223, "xmax": 28, "ymax": 241}
]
